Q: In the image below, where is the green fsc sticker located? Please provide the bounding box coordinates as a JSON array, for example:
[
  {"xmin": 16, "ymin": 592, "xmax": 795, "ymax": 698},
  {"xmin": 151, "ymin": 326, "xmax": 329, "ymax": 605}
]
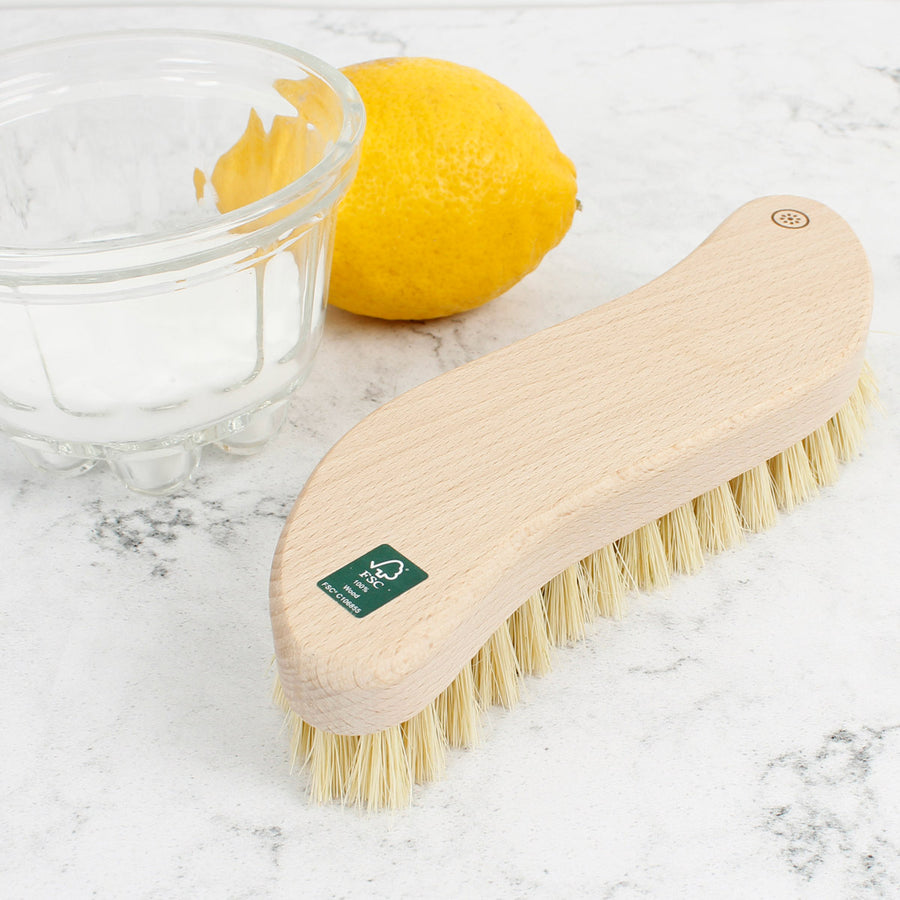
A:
[{"xmin": 317, "ymin": 544, "xmax": 428, "ymax": 618}]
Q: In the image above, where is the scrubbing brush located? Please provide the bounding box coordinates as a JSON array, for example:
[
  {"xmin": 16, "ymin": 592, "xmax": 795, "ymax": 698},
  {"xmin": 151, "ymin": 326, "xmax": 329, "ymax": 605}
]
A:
[{"xmin": 269, "ymin": 196, "xmax": 876, "ymax": 809}]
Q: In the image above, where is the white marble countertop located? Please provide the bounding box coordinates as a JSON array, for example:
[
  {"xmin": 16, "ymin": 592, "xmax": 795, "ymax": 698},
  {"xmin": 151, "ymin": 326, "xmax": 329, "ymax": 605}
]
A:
[{"xmin": 1, "ymin": 3, "xmax": 899, "ymax": 898}]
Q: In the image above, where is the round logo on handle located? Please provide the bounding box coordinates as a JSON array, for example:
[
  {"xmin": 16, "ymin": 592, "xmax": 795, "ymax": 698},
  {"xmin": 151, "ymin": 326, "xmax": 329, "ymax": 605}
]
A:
[{"xmin": 772, "ymin": 209, "xmax": 809, "ymax": 229}]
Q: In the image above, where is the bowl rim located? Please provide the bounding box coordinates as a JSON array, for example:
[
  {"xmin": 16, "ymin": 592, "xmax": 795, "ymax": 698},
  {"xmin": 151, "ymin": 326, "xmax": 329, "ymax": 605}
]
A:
[{"xmin": 0, "ymin": 29, "xmax": 365, "ymax": 282}]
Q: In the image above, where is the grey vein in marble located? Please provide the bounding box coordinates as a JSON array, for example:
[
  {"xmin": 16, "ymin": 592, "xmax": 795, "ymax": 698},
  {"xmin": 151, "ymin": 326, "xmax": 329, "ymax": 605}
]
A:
[{"xmin": 760, "ymin": 726, "xmax": 900, "ymax": 894}]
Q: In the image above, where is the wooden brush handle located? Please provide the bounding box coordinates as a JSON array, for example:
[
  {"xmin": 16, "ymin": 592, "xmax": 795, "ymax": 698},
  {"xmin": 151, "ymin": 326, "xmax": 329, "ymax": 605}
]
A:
[{"xmin": 270, "ymin": 196, "xmax": 872, "ymax": 734}]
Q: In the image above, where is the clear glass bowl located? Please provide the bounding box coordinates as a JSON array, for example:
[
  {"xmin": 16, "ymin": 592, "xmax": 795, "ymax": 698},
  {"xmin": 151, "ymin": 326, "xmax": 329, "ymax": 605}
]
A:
[{"xmin": 0, "ymin": 31, "xmax": 364, "ymax": 493}]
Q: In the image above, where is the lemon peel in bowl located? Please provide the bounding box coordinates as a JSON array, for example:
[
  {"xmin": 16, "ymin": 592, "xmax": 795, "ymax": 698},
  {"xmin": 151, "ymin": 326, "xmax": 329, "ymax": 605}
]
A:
[{"xmin": 193, "ymin": 108, "xmax": 312, "ymax": 231}]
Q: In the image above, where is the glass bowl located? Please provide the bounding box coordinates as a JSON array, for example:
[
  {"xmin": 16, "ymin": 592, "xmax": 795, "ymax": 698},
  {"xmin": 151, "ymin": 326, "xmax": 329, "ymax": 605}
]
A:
[{"xmin": 0, "ymin": 31, "xmax": 364, "ymax": 493}]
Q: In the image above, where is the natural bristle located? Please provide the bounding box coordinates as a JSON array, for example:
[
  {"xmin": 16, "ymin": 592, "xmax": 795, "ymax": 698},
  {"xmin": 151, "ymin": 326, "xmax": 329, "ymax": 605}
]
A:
[
  {"xmin": 436, "ymin": 660, "xmax": 481, "ymax": 749},
  {"xmin": 403, "ymin": 703, "xmax": 446, "ymax": 784},
  {"xmin": 616, "ymin": 521, "xmax": 669, "ymax": 591},
  {"xmin": 277, "ymin": 364, "xmax": 877, "ymax": 809},
  {"xmin": 347, "ymin": 726, "xmax": 410, "ymax": 811},
  {"xmin": 544, "ymin": 564, "xmax": 590, "ymax": 644},
  {"xmin": 858, "ymin": 361, "xmax": 879, "ymax": 409},
  {"xmin": 273, "ymin": 677, "xmax": 290, "ymax": 715},
  {"xmin": 803, "ymin": 425, "xmax": 839, "ymax": 486},
  {"xmin": 730, "ymin": 462, "xmax": 778, "ymax": 532},
  {"xmin": 829, "ymin": 399, "xmax": 865, "ymax": 461},
  {"xmin": 308, "ymin": 730, "xmax": 358, "ymax": 805},
  {"xmin": 473, "ymin": 622, "xmax": 521, "ymax": 708},
  {"xmin": 289, "ymin": 716, "xmax": 314, "ymax": 772},
  {"xmin": 769, "ymin": 441, "xmax": 817, "ymax": 511},
  {"xmin": 583, "ymin": 543, "xmax": 627, "ymax": 619},
  {"xmin": 660, "ymin": 503, "xmax": 704, "ymax": 574},
  {"xmin": 508, "ymin": 592, "xmax": 553, "ymax": 675},
  {"xmin": 693, "ymin": 484, "xmax": 743, "ymax": 553}
]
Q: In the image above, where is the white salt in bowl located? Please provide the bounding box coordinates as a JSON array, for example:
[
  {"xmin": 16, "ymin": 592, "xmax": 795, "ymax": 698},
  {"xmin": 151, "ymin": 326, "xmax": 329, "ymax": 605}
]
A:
[{"xmin": 0, "ymin": 31, "xmax": 364, "ymax": 493}]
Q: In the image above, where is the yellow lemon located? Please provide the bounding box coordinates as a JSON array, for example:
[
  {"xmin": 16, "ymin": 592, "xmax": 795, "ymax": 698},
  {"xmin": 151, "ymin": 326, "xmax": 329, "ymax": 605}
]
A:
[{"xmin": 331, "ymin": 57, "xmax": 577, "ymax": 320}]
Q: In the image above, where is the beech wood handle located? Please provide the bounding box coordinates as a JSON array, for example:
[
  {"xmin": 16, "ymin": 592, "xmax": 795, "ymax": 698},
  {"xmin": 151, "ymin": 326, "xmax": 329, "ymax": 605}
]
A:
[{"xmin": 270, "ymin": 196, "xmax": 872, "ymax": 734}]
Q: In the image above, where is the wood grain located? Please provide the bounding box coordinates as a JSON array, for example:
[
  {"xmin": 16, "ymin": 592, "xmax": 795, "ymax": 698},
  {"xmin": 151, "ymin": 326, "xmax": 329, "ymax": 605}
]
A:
[{"xmin": 270, "ymin": 196, "xmax": 872, "ymax": 734}]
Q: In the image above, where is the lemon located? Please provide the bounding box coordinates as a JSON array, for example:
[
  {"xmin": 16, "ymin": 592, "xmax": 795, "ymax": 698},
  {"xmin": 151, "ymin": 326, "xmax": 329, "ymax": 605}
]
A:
[{"xmin": 330, "ymin": 57, "xmax": 577, "ymax": 320}]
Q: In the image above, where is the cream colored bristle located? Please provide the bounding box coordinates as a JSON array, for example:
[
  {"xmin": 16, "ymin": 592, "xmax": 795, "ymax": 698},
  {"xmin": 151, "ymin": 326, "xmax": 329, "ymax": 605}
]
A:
[
  {"xmin": 402, "ymin": 703, "xmax": 447, "ymax": 785},
  {"xmin": 472, "ymin": 642, "xmax": 491, "ymax": 704},
  {"xmin": 576, "ymin": 556, "xmax": 600, "ymax": 619},
  {"xmin": 849, "ymin": 389, "xmax": 869, "ymax": 429},
  {"xmin": 659, "ymin": 502, "xmax": 704, "ymax": 574},
  {"xmin": 508, "ymin": 591, "xmax": 553, "ymax": 676},
  {"xmin": 543, "ymin": 563, "xmax": 591, "ymax": 644},
  {"xmin": 616, "ymin": 521, "xmax": 669, "ymax": 591},
  {"xmin": 828, "ymin": 405, "xmax": 862, "ymax": 461},
  {"xmin": 803, "ymin": 425, "xmax": 839, "ymax": 486},
  {"xmin": 299, "ymin": 720, "xmax": 316, "ymax": 770},
  {"xmin": 273, "ymin": 676, "xmax": 291, "ymax": 715},
  {"xmin": 848, "ymin": 369, "xmax": 875, "ymax": 427},
  {"xmin": 768, "ymin": 440, "xmax": 817, "ymax": 511},
  {"xmin": 730, "ymin": 462, "xmax": 777, "ymax": 532},
  {"xmin": 306, "ymin": 730, "xmax": 332, "ymax": 803},
  {"xmin": 472, "ymin": 621, "xmax": 521, "ymax": 708},
  {"xmin": 828, "ymin": 394, "xmax": 866, "ymax": 462},
  {"xmin": 583, "ymin": 543, "xmax": 627, "ymax": 619},
  {"xmin": 692, "ymin": 483, "xmax": 743, "ymax": 553},
  {"xmin": 436, "ymin": 661, "xmax": 481, "ymax": 748},
  {"xmin": 307, "ymin": 730, "xmax": 359, "ymax": 804},
  {"xmin": 857, "ymin": 360, "xmax": 879, "ymax": 410},
  {"xmin": 288, "ymin": 715, "xmax": 315, "ymax": 771},
  {"xmin": 347, "ymin": 726, "xmax": 411, "ymax": 811}
]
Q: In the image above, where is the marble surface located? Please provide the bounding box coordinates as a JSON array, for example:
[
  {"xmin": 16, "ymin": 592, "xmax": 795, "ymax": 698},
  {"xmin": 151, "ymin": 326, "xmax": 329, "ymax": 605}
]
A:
[{"xmin": 2, "ymin": 3, "xmax": 899, "ymax": 898}]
